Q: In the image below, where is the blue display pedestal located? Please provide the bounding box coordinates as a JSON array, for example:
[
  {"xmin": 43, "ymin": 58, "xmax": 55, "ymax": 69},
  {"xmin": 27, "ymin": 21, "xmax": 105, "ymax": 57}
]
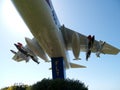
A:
[{"xmin": 51, "ymin": 57, "xmax": 65, "ymax": 79}]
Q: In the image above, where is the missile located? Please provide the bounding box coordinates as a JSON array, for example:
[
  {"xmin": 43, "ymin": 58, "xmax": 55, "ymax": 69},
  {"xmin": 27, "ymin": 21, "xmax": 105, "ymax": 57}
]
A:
[
  {"xmin": 72, "ymin": 33, "xmax": 81, "ymax": 60},
  {"xmin": 25, "ymin": 37, "xmax": 49, "ymax": 62},
  {"xmin": 10, "ymin": 50, "xmax": 17, "ymax": 54}
]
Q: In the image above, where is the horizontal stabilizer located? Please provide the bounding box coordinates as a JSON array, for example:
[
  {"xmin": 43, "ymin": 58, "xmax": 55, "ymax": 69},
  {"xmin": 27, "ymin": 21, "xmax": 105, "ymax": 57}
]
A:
[
  {"xmin": 73, "ymin": 58, "xmax": 81, "ymax": 60},
  {"xmin": 70, "ymin": 63, "xmax": 86, "ymax": 68}
]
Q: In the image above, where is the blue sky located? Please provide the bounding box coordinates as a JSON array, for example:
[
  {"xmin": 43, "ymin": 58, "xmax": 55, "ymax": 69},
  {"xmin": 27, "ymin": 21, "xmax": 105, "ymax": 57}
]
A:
[{"xmin": 0, "ymin": 0, "xmax": 120, "ymax": 90}]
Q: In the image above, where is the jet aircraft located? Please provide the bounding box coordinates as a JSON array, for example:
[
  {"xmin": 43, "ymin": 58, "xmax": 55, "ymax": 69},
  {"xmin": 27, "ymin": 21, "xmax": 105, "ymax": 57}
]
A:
[{"xmin": 11, "ymin": 0, "xmax": 120, "ymax": 69}]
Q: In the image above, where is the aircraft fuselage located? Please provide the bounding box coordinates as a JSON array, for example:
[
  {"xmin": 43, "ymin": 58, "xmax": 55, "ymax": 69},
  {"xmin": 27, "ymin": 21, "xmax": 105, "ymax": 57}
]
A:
[{"xmin": 12, "ymin": 0, "xmax": 70, "ymax": 68}]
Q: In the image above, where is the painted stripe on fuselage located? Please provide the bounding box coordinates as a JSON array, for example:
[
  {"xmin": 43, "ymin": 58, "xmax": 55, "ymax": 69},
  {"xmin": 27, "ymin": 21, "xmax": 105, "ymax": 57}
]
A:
[
  {"xmin": 45, "ymin": 0, "xmax": 60, "ymax": 26},
  {"xmin": 45, "ymin": 0, "xmax": 52, "ymax": 8}
]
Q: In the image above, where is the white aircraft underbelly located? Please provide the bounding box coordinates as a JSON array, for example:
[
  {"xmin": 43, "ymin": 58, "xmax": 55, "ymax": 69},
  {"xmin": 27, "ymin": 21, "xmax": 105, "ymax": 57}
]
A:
[{"xmin": 12, "ymin": 0, "xmax": 70, "ymax": 68}]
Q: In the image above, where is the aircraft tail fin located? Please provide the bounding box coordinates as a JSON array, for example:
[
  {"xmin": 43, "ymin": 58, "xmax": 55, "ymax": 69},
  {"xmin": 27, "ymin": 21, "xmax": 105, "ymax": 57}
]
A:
[{"xmin": 70, "ymin": 63, "xmax": 86, "ymax": 68}]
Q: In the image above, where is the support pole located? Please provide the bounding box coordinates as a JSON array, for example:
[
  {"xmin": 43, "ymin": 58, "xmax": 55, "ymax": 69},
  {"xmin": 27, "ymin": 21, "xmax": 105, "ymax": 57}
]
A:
[{"xmin": 51, "ymin": 57, "xmax": 66, "ymax": 79}]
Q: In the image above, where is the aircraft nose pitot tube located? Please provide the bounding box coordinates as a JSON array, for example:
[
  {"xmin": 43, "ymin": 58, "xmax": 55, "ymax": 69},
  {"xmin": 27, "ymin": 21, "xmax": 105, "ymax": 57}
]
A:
[
  {"xmin": 25, "ymin": 37, "xmax": 49, "ymax": 62},
  {"xmin": 72, "ymin": 32, "xmax": 81, "ymax": 60}
]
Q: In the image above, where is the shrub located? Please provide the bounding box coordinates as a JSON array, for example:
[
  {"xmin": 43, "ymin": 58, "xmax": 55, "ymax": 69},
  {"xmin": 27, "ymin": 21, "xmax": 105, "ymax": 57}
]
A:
[{"xmin": 31, "ymin": 79, "xmax": 88, "ymax": 90}]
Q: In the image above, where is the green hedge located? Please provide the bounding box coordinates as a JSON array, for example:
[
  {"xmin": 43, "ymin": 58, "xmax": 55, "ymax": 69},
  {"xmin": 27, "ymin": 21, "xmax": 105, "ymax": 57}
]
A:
[
  {"xmin": 1, "ymin": 79, "xmax": 88, "ymax": 90},
  {"xmin": 31, "ymin": 79, "xmax": 88, "ymax": 90}
]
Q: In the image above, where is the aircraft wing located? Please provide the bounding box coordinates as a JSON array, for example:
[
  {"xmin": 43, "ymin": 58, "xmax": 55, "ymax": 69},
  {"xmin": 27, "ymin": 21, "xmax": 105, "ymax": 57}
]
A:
[
  {"xmin": 94, "ymin": 41, "xmax": 120, "ymax": 55},
  {"xmin": 12, "ymin": 51, "xmax": 30, "ymax": 62},
  {"xmin": 60, "ymin": 25, "xmax": 120, "ymax": 55},
  {"xmin": 11, "ymin": 45, "xmax": 31, "ymax": 62}
]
